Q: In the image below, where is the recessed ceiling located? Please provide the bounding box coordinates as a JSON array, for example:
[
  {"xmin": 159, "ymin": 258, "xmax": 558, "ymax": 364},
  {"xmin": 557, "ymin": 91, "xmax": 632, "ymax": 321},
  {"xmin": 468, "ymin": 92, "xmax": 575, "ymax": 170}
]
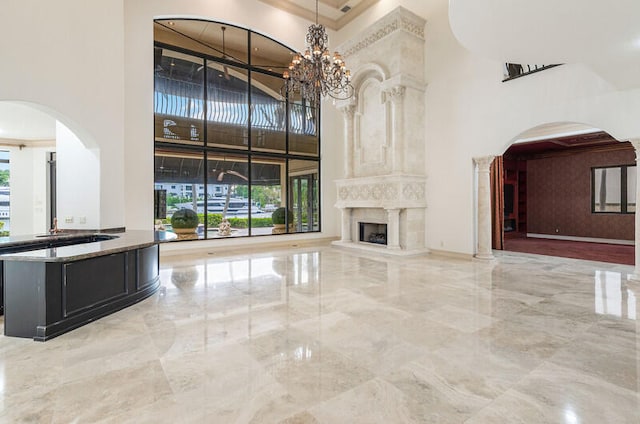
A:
[
  {"xmin": 258, "ymin": 0, "xmax": 380, "ymax": 30},
  {"xmin": 506, "ymin": 129, "xmax": 627, "ymax": 159},
  {"xmin": 0, "ymin": 102, "xmax": 56, "ymax": 141}
]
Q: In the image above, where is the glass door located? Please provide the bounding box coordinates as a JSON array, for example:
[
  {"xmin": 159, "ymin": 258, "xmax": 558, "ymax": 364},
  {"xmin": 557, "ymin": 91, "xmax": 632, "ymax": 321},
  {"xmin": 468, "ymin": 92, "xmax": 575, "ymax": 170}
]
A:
[{"xmin": 290, "ymin": 172, "xmax": 318, "ymax": 233}]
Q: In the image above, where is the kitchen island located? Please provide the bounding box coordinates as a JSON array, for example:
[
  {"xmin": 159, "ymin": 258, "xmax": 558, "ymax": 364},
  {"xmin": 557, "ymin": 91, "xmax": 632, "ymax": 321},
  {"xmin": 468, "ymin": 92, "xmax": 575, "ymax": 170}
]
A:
[{"xmin": 0, "ymin": 231, "xmax": 167, "ymax": 341}]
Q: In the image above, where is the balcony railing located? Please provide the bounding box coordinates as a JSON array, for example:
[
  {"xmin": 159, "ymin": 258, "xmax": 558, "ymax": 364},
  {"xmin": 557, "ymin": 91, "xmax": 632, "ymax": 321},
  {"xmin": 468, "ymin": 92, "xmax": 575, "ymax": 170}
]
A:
[{"xmin": 502, "ymin": 63, "xmax": 561, "ymax": 82}]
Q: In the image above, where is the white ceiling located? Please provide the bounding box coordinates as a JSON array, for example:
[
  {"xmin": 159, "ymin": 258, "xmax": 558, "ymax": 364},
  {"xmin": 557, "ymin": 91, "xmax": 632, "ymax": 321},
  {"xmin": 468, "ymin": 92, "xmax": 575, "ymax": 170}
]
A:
[
  {"xmin": 449, "ymin": 0, "xmax": 640, "ymax": 88},
  {"xmin": 258, "ymin": 0, "xmax": 379, "ymax": 30},
  {"xmin": 0, "ymin": 102, "xmax": 56, "ymax": 141}
]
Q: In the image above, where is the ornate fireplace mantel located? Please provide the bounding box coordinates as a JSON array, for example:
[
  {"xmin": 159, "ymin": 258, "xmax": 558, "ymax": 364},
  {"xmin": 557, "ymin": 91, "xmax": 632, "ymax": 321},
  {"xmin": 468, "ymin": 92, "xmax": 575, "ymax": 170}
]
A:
[
  {"xmin": 335, "ymin": 175, "xmax": 427, "ymax": 210},
  {"xmin": 332, "ymin": 7, "xmax": 427, "ymax": 255}
]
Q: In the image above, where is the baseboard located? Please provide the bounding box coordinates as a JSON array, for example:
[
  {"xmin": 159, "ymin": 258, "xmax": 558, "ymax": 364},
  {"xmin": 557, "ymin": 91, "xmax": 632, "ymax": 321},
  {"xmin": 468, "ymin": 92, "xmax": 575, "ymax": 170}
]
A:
[
  {"xmin": 428, "ymin": 248, "xmax": 474, "ymax": 260},
  {"xmin": 160, "ymin": 234, "xmax": 338, "ymax": 257},
  {"xmin": 526, "ymin": 233, "xmax": 634, "ymax": 246}
]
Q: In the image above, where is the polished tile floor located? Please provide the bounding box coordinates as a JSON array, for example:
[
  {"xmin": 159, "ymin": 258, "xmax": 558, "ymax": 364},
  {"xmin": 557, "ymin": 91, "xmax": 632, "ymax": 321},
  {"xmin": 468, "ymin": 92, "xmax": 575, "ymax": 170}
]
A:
[{"xmin": 1, "ymin": 243, "xmax": 639, "ymax": 423}]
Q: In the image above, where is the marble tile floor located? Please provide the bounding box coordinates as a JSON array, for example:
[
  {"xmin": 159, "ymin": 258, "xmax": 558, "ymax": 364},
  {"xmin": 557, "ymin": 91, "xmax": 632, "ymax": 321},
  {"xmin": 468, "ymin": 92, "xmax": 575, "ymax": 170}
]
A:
[{"xmin": 1, "ymin": 243, "xmax": 640, "ymax": 423}]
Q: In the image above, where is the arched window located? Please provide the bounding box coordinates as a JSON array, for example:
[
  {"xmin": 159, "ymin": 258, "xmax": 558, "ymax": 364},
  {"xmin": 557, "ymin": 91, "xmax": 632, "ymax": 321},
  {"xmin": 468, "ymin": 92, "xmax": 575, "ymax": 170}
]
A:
[{"xmin": 153, "ymin": 19, "xmax": 320, "ymax": 240}]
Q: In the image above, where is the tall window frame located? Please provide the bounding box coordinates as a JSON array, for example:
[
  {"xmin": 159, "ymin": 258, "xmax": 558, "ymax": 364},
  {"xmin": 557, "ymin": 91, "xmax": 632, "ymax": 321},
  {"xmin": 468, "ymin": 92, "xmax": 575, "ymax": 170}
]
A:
[{"xmin": 153, "ymin": 19, "xmax": 321, "ymax": 240}]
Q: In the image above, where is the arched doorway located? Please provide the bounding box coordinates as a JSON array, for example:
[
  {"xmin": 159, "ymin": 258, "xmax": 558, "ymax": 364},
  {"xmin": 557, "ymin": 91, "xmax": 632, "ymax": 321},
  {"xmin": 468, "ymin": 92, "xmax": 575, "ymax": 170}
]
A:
[
  {"xmin": 0, "ymin": 102, "xmax": 56, "ymax": 236},
  {"xmin": 493, "ymin": 122, "xmax": 635, "ymax": 264}
]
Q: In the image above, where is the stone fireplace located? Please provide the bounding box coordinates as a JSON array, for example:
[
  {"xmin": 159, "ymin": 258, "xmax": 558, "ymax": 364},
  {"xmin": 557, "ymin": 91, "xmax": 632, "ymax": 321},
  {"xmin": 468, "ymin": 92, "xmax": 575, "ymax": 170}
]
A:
[{"xmin": 332, "ymin": 7, "xmax": 428, "ymax": 255}]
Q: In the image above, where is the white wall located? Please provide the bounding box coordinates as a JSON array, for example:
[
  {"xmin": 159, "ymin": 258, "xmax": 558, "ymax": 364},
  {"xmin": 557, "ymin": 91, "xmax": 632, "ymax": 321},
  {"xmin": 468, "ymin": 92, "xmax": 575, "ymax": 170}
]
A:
[
  {"xmin": 0, "ymin": 0, "xmax": 125, "ymax": 231},
  {"xmin": 56, "ymin": 122, "xmax": 100, "ymax": 230},
  {"xmin": 8, "ymin": 144, "xmax": 53, "ymax": 235}
]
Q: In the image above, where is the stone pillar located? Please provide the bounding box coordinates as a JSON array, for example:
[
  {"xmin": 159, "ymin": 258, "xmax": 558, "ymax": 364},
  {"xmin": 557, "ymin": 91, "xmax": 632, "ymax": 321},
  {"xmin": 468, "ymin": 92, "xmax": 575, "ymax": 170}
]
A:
[
  {"xmin": 339, "ymin": 105, "xmax": 356, "ymax": 178},
  {"xmin": 341, "ymin": 208, "xmax": 352, "ymax": 243},
  {"xmin": 385, "ymin": 86, "xmax": 406, "ymax": 174},
  {"xmin": 474, "ymin": 156, "xmax": 495, "ymax": 261},
  {"xmin": 629, "ymin": 139, "xmax": 640, "ymax": 280},
  {"xmin": 386, "ymin": 208, "xmax": 401, "ymax": 250}
]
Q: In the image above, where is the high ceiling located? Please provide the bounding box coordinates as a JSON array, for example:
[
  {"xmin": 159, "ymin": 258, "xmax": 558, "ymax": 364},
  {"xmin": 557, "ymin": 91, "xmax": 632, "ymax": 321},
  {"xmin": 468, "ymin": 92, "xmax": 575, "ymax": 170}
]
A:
[
  {"xmin": 257, "ymin": 0, "xmax": 380, "ymax": 30},
  {"xmin": 449, "ymin": 0, "xmax": 640, "ymax": 88}
]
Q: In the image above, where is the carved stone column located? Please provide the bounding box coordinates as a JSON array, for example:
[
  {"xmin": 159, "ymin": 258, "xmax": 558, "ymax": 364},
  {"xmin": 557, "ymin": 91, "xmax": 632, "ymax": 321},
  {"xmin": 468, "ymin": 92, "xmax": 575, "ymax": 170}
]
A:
[
  {"xmin": 386, "ymin": 208, "xmax": 401, "ymax": 250},
  {"xmin": 628, "ymin": 139, "xmax": 640, "ymax": 280},
  {"xmin": 474, "ymin": 156, "xmax": 495, "ymax": 261},
  {"xmin": 341, "ymin": 208, "xmax": 352, "ymax": 243},
  {"xmin": 385, "ymin": 86, "xmax": 406, "ymax": 174},
  {"xmin": 339, "ymin": 105, "xmax": 356, "ymax": 178}
]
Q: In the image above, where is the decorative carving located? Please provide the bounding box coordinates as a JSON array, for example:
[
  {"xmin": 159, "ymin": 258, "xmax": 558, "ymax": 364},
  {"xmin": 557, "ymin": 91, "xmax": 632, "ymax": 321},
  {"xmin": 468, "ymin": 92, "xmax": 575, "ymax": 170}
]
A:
[
  {"xmin": 473, "ymin": 156, "xmax": 495, "ymax": 173},
  {"xmin": 383, "ymin": 184, "xmax": 398, "ymax": 200},
  {"xmin": 340, "ymin": 7, "xmax": 426, "ymax": 58},
  {"xmin": 339, "ymin": 104, "xmax": 356, "ymax": 119},
  {"xmin": 371, "ymin": 185, "xmax": 383, "ymax": 200},
  {"xmin": 402, "ymin": 183, "xmax": 425, "ymax": 201},
  {"xmin": 338, "ymin": 183, "xmax": 408, "ymax": 201},
  {"xmin": 384, "ymin": 86, "xmax": 406, "ymax": 103}
]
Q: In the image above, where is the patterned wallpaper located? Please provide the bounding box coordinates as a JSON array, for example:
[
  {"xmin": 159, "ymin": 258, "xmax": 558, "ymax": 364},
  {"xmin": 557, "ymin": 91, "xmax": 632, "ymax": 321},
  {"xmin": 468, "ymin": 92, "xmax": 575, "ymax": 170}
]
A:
[{"xmin": 528, "ymin": 146, "xmax": 635, "ymax": 240}]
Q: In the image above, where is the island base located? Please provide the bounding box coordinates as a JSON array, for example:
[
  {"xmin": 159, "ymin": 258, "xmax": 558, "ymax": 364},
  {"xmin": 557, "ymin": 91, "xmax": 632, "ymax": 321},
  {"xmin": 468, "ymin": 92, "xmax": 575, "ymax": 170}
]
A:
[{"xmin": 4, "ymin": 244, "xmax": 159, "ymax": 341}]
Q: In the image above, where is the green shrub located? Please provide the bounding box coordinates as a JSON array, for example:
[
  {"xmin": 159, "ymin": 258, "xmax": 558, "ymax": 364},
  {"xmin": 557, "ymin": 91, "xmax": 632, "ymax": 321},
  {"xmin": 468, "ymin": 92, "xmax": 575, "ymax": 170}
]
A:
[
  {"xmin": 251, "ymin": 217, "xmax": 273, "ymax": 227},
  {"xmin": 227, "ymin": 217, "xmax": 247, "ymax": 228},
  {"xmin": 271, "ymin": 207, "xmax": 293, "ymax": 225},
  {"xmin": 170, "ymin": 208, "xmax": 199, "ymax": 229},
  {"xmin": 193, "ymin": 214, "xmax": 275, "ymax": 229},
  {"xmin": 207, "ymin": 214, "xmax": 223, "ymax": 227}
]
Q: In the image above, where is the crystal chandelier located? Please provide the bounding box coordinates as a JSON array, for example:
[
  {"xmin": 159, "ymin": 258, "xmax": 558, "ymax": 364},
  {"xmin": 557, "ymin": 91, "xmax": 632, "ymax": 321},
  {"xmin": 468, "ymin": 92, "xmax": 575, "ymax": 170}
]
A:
[{"xmin": 282, "ymin": 0, "xmax": 353, "ymax": 105}]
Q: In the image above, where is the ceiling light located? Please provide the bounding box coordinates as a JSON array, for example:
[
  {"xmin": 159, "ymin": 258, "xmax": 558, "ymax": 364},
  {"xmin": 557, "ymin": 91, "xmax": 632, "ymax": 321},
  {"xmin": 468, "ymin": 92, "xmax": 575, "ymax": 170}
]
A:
[
  {"xmin": 167, "ymin": 21, "xmax": 175, "ymax": 26},
  {"xmin": 282, "ymin": 0, "xmax": 353, "ymax": 105}
]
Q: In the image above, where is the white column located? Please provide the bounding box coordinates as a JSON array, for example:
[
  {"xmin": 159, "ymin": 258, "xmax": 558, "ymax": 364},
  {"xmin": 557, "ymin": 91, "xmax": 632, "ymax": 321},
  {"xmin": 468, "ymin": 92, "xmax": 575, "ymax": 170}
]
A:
[
  {"xmin": 474, "ymin": 156, "xmax": 495, "ymax": 261},
  {"xmin": 385, "ymin": 86, "xmax": 406, "ymax": 174},
  {"xmin": 629, "ymin": 139, "xmax": 640, "ymax": 280},
  {"xmin": 386, "ymin": 208, "xmax": 401, "ymax": 250},
  {"xmin": 339, "ymin": 105, "xmax": 355, "ymax": 179},
  {"xmin": 341, "ymin": 208, "xmax": 352, "ymax": 243}
]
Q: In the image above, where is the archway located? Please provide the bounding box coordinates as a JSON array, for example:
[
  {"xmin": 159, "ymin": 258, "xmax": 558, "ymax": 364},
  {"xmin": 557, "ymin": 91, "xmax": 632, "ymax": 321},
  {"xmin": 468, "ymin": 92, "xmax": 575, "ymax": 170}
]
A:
[
  {"xmin": 0, "ymin": 100, "xmax": 98, "ymax": 236},
  {"xmin": 493, "ymin": 122, "xmax": 635, "ymax": 264}
]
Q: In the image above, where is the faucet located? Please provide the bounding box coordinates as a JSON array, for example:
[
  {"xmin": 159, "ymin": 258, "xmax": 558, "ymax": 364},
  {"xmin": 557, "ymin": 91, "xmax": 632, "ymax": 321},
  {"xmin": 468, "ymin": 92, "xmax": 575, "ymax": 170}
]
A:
[{"xmin": 49, "ymin": 218, "xmax": 61, "ymax": 235}]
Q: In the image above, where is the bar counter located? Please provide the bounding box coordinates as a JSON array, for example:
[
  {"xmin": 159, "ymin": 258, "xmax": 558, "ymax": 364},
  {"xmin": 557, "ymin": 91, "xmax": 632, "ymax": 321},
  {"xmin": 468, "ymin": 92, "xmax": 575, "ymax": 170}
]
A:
[{"xmin": 0, "ymin": 231, "xmax": 170, "ymax": 341}]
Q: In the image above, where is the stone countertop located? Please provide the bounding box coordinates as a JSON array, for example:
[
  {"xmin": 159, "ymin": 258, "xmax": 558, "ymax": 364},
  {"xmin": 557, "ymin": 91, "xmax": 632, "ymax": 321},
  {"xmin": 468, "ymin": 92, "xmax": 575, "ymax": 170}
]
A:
[{"xmin": 0, "ymin": 230, "xmax": 176, "ymax": 262}]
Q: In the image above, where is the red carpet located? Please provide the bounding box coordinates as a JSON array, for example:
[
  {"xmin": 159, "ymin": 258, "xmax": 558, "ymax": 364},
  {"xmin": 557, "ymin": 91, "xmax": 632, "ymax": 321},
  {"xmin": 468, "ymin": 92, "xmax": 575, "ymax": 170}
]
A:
[{"xmin": 503, "ymin": 233, "xmax": 634, "ymax": 265}]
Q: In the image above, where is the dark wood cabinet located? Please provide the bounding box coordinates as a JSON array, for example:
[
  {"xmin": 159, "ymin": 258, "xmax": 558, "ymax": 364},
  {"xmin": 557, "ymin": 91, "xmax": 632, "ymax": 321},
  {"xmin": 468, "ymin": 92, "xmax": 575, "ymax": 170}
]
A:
[
  {"xmin": 3, "ymin": 244, "xmax": 159, "ymax": 341},
  {"xmin": 504, "ymin": 159, "xmax": 527, "ymax": 232}
]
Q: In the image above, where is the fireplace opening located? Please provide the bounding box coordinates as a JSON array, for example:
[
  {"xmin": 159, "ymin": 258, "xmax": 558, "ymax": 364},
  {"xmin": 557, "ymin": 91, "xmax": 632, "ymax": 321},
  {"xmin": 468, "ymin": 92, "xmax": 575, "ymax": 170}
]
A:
[{"xmin": 359, "ymin": 222, "xmax": 387, "ymax": 245}]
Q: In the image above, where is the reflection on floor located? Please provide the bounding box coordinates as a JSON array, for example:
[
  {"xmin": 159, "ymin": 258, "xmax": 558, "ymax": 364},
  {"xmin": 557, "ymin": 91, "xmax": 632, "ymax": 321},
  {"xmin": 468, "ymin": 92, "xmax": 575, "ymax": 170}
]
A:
[
  {"xmin": 504, "ymin": 232, "xmax": 635, "ymax": 265},
  {"xmin": 0, "ymin": 242, "xmax": 639, "ymax": 422}
]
